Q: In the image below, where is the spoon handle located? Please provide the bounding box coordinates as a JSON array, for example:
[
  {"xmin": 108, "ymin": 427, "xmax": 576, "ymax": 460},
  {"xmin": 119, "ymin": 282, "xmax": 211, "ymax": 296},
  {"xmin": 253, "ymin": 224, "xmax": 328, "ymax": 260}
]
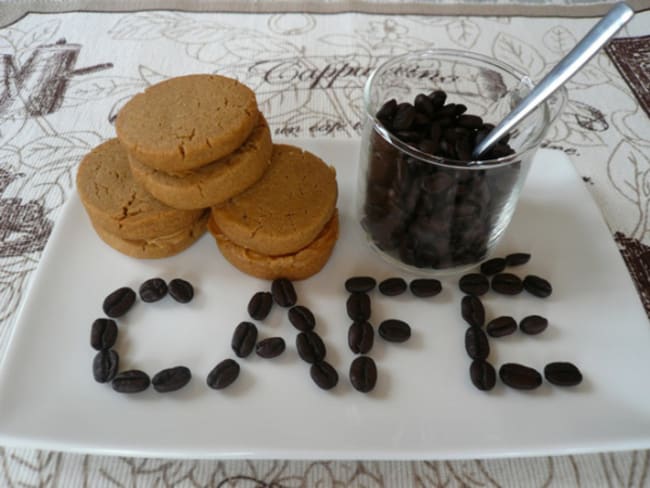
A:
[{"xmin": 472, "ymin": 1, "xmax": 634, "ymax": 160}]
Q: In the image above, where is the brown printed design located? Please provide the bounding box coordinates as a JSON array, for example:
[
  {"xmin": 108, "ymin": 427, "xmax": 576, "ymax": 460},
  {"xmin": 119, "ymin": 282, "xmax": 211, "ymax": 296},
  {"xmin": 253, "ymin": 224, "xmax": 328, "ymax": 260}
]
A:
[
  {"xmin": 605, "ymin": 35, "xmax": 650, "ymax": 119},
  {"xmin": 615, "ymin": 232, "xmax": 650, "ymax": 318}
]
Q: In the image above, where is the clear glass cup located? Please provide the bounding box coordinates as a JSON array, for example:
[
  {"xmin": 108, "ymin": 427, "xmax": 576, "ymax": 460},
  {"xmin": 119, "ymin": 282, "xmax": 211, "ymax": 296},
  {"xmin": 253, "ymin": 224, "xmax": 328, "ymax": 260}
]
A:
[{"xmin": 358, "ymin": 49, "xmax": 566, "ymax": 275}]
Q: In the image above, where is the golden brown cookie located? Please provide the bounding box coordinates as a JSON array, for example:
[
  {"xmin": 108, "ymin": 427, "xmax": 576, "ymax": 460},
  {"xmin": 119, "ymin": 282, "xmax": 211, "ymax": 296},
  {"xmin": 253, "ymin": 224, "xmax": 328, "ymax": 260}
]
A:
[
  {"xmin": 211, "ymin": 144, "xmax": 337, "ymax": 256},
  {"xmin": 129, "ymin": 115, "xmax": 272, "ymax": 209},
  {"xmin": 91, "ymin": 211, "xmax": 209, "ymax": 259},
  {"xmin": 76, "ymin": 139, "xmax": 204, "ymax": 240},
  {"xmin": 115, "ymin": 74, "xmax": 259, "ymax": 172},
  {"xmin": 208, "ymin": 211, "xmax": 339, "ymax": 280}
]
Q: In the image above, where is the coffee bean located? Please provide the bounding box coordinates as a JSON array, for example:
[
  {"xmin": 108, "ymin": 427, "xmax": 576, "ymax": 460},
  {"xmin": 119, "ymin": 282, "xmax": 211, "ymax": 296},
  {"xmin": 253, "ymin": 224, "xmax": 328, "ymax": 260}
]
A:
[
  {"xmin": 207, "ymin": 359, "xmax": 240, "ymax": 389},
  {"xmin": 491, "ymin": 273, "xmax": 523, "ymax": 295},
  {"xmin": 461, "ymin": 295, "xmax": 485, "ymax": 328},
  {"xmin": 231, "ymin": 321, "xmax": 258, "ymax": 358},
  {"xmin": 346, "ymin": 292, "xmax": 371, "ymax": 321},
  {"xmin": 470, "ymin": 360, "xmax": 496, "ymax": 391},
  {"xmin": 519, "ymin": 315, "xmax": 548, "ymax": 335},
  {"xmin": 93, "ymin": 349, "xmax": 119, "ymax": 383},
  {"xmin": 378, "ymin": 277, "xmax": 407, "ymax": 296},
  {"xmin": 505, "ymin": 252, "xmax": 531, "ymax": 266},
  {"xmin": 348, "ymin": 321, "xmax": 374, "ymax": 354},
  {"xmin": 428, "ymin": 90, "xmax": 447, "ymax": 109},
  {"xmin": 296, "ymin": 331, "xmax": 326, "ymax": 363},
  {"xmin": 349, "ymin": 356, "xmax": 377, "ymax": 393},
  {"xmin": 414, "ymin": 93, "xmax": 435, "ymax": 117},
  {"xmin": 544, "ymin": 362, "xmax": 583, "ymax": 386},
  {"xmin": 480, "ymin": 257, "xmax": 506, "ymax": 276},
  {"xmin": 345, "ymin": 276, "xmax": 377, "ymax": 293},
  {"xmin": 90, "ymin": 318, "xmax": 117, "ymax": 350},
  {"xmin": 459, "ymin": 273, "xmax": 489, "ymax": 296},
  {"xmin": 392, "ymin": 103, "xmax": 416, "ymax": 131},
  {"xmin": 376, "ymin": 99, "xmax": 397, "ymax": 123},
  {"xmin": 499, "ymin": 363, "xmax": 542, "ymax": 390},
  {"xmin": 248, "ymin": 291, "xmax": 273, "ymax": 320},
  {"xmin": 486, "ymin": 316, "xmax": 517, "ymax": 337},
  {"xmin": 378, "ymin": 319, "xmax": 411, "ymax": 343},
  {"xmin": 310, "ymin": 361, "xmax": 339, "ymax": 390},
  {"xmin": 256, "ymin": 337, "xmax": 286, "ymax": 358},
  {"xmin": 169, "ymin": 278, "xmax": 194, "ymax": 303},
  {"xmin": 271, "ymin": 278, "xmax": 297, "ymax": 307},
  {"xmin": 288, "ymin": 305, "xmax": 316, "ymax": 331},
  {"xmin": 139, "ymin": 278, "xmax": 168, "ymax": 303},
  {"xmin": 457, "ymin": 114, "xmax": 483, "ymax": 129},
  {"xmin": 523, "ymin": 275, "xmax": 552, "ymax": 298},
  {"xmin": 102, "ymin": 287, "xmax": 136, "ymax": 318},
  {"xmin": 112, "ymin": 370, "xmax": 150, "ymax": 393},
  {"xmin": 152, "ymin": 366, "xmax": 191, "ymax": 393},
  {"xmin": 465, "ymin": 327, "xmax": 490, "ymax": 360},
  {"xmin": 409, "ymin": 279, "xmax": 442, "ymax": 297}
]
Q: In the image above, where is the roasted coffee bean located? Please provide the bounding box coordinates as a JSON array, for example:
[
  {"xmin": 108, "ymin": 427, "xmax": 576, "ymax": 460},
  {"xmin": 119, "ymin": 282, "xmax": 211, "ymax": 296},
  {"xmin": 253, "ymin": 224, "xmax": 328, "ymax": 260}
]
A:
[
  {"xmin": 93, "ymin": 349, "xmax": 119, "ymax": 383},
  {"xmin": 152, "ymin": 366, "xmax": 191, "ymax": 393},
  {"xmin": 348, "ymin": 321, "xmax": 374, "ymax": 354},
  {"xmin": 346, "ymin": 292, "xmax": 371, "ymax": 321},
  {"xmin": 458, "ymin": 273, "xmax": 489, "ymax": 296},
  {"xmin": 247, "ymin": 291, "xmax": 273, "ymax": 320},
  {"xmin": 169, "ymin": 278, "xmax": 194, "ymax": 303},
  {"xmin": 414, "ymin": 93, "xmax": 435, "ymax": 117},
  {"xmin": 486, "ymin": 316, "xmax": 517, "ymax": 337},
  {"xmin": 102, "ymin": 287, "xmax": 136, "ymax": 318},
  {"xmin": 409, "ymin": 278, "xmax": 442, "ymax": 297},
  {"xmin": 256, "ymin": 337, "xmax": 286, "ymax": 358},
  {"xmin": 378, "ymin": 277, "xmax": 407, "ymax": 296},
  {"xmin": 544, "ymin": 362, "xmax": 583, "ymax": 386},
  {"xmin": 345, "ymin": 276, "xmax": 377, "ymax": 293},
  {"xmin": 296, "ymin": 331, "xmax": 326, "ymax": 363},
  {"xmin": 139, "ymin": 278, "xmax": 168, "ymax": 303},
  {"xmin": 519, "ymin": 315, "xmax": 548, "ymax": 335},
  {"xmin": 349, "ymin": 356, "xmax": 377, "ymax": 393},
  {"xmin": 470, "ymin": 360, "xmax": 496, "ymax": 391},
  {"xmin": 428, "ymin": 90, "xmax": 447, "ymax": 109},
  {"xmin": 523, "ymin": 275, "xmax": 553, "ymax": 298},
  {"xmin": 499, "ymin": 363, "xmax": 542, "ymax": 390},
  {"xmin": 271, "ymin": 278, "xmax": 297, "ymax": 307},
  {"xmin": 505, "ymin": 252, "xmax": 531, "ymax": 266},
  {"xmin": 111, "ymin": 370, "xmax": 150, "ymax": 393},
  {"xmin": 480, "ymin": 257, "xmax": 506, "ymax": 276},
  {"xmin": 288, "ymin": 305, "xmax": 316, "ymax": 331},
  {"xmin": 90, "ymin": 318, "xmax": 117, "ymax": 350},
  {"xmin": 491, "ymin": 273, "xmax": 523, "ymax": 295},
  {"xmin": 457, "ymin": 114, "xmax": 483, "ymax": 129},
  {"xmin": 392, "ymin": 103, "xmax": 416, "ymax": 131},
  {"xmin": 376, "ymin": 99, "xmax": 397, "ymax": 123},
  {"xmin": 231, "ymin": 321, "xmax": 258, "ymax": 358},
  {"xmin": 310, "ymin": 361, "xmax": 339, "ymax": 390},
  {"xmin": 461, "ymin": 295, "xmax": 485, "ymax": 328},
  {"xmin": 465, "ymin": 327, "xmax": 489, "ymax": 360},
  {"xmin": 207, "ymin": 359, "xmax": 240, "ymax": 389},
  {"xmin": 378, "ymin": 319, "xmax": 411, "ymax": 343}
]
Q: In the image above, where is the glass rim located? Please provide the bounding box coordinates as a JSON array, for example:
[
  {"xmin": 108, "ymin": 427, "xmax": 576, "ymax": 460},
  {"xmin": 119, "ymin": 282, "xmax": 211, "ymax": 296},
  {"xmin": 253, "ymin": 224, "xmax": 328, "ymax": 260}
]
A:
[{"xmin": 363, "ymin": 48, "xmax": 564, "ymax": 169}]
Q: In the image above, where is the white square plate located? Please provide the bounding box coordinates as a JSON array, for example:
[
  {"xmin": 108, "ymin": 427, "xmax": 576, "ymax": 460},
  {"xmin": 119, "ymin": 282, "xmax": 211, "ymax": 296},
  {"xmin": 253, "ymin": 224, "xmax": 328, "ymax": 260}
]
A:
[{"xmin": 0, "ymin": 140, "xmax": 649, "ymax": 460}]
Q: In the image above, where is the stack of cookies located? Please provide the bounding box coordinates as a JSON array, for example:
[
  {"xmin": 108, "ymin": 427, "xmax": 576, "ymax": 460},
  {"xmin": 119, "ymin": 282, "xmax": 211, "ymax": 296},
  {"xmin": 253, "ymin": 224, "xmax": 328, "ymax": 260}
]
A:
[{"xmin": 76, "ymin": 74, "xmax": 339, "ymax": 280}]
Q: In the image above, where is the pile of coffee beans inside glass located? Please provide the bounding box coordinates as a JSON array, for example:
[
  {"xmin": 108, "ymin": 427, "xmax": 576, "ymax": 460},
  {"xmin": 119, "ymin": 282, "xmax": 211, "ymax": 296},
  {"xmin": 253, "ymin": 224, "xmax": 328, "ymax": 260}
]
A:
[{"xmin": 362, "ymin": 89, "xmax": 523, "ymax": 270}]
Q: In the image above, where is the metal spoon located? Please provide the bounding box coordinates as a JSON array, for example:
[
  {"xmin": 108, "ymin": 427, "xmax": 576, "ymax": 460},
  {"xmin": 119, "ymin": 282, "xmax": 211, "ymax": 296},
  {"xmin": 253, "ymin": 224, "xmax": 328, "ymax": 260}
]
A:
[{"xmin": 472, "ymin": 1, "xmax": 634, "ymax": 160}]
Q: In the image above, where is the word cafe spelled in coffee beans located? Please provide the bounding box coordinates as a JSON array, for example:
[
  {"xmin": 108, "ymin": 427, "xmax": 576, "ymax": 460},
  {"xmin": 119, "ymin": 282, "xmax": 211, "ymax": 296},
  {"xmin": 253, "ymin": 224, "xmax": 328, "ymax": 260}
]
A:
[
  {"xmin": 349, "ymin": 356, "xmax": 378, "ymax": 393},
  {"xmin": 288, "ymin": 305, "xmax": 316, "ymax": 331},
  {"xmin": 523, "ymin": 275, "xmax": 553, "ymax": 298},
  {"xmin": 152, "ymin": 366, "xmax": 192, "ymax": 393},
  {"xmin": 378, "ymin": 319, "xmax": 411, "ymax": 343},
  {"xmin": 486, "ymin": 316, "xmax": 517, "ymax": 338},
  {"xmin": 247, "ymin": 291, "xmax": 273, "ymax": 320},
  {"xmin": 112, "ymin": 370, "xmax": 151, "ymax": 393},
  {"xmin": 346, "ymin": 292, "xmax": 371, "ymax": 321},
  {"xmin": 207, "ymin": 359, "xmax": 240, "ymax": 390},
  {"xmin": 90, "ymin": 318, "xmax": 118, "ymax": 350},
  {"xmin": 544, "ymin": 362, "xmax": 583, "ymax": 386},
  {"xmin": 256, "ymin": 337, "xmax": 286, "ymax": 358},
  {"xmin": 93, "ymin": 349, "xmax": 119, "ymax": 383},
  {"xmin": 378, "ymin": 277, "xmax": 407, "ymax": 296},
  {"xmin": 505, "ymin": 252, "xmax": 530, "ymax": 266},
  {"xmin": 459, "ymin": 273, "xmax": 489, "ymax": 296},
  {"xmin": 491, "ymin": 273, "xmax": 523, "ymax": 295},
  {"xmin": 139, "ymin": 278, "xmax": 168, "ymax": 303},
  {"xmin": 348, "ymin": 321, "xmax": 374, "ymax": 354},
  {"xmin": 470, "ymin": 360, "xmax": 496, "ymax": 391},
  {"xmin": 465, "ymin": 327, "xmax": 489, "ymax": 360},
  {"xmin": 519, "ymin": 315, "xmax": 548, "ymax": 335},
  {"xmin": 345, "ymin": 276, "xmax": 376, "ymax": 293},
  {"xmin": 231, "ymin": 321, "xmax": 258, "ymax": 358},
  {"xmin": 409, "ymin": 278, "xmax": 442, "ymax": 297},
  {"xmin": 296, "ymin": 331, "xmax": 326, "ymax": 363},
  {"xmin": 461, "ymin": 295, "xmax": 485, "ymax": 328},
  {"xmin": 271, "ymin": 278, "xmax": 297, "ymax": 307},
  {"xmin": 102, "ymin": 287, "xmax": 136, "ymax": 318},
  {"xmin": 499, "ymin": 363, "xmax": 542, "ymax": 390},
  {"xmin": 480, "ymin": 258, "xmax": 506, "ymax": 276}
]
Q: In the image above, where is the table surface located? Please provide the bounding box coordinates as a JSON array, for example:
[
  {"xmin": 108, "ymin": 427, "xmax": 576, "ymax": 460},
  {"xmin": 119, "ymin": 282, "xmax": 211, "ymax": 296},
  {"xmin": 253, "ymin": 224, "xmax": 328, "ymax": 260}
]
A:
[{"xmin": 1, "ymin": 1, "xmax": 649, "ymax": 486}]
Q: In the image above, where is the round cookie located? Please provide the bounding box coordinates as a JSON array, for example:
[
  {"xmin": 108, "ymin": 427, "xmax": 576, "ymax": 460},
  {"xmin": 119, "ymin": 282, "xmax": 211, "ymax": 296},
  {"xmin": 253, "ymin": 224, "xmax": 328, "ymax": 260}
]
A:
[
  {"xmin": 76, "ymin": 139, "xmax": 204, "ymax": 240},
  {"xmin": 129, "ymin": 115, "xmax": 272, "ymax": 209},
  {"xmin": 92, "ymin": 211, "xmax": 209, "ymax": 259},
  {"xmin": 208, "ymin": 212, "xmax": 339, "ymax": 280},
  {"xmin": 211, "ymin": 144, "xmax": 337, "ymax": 256},
  {"xmin": 115, "ymin": 74, "xmax": 259, "ymax": 172}
]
